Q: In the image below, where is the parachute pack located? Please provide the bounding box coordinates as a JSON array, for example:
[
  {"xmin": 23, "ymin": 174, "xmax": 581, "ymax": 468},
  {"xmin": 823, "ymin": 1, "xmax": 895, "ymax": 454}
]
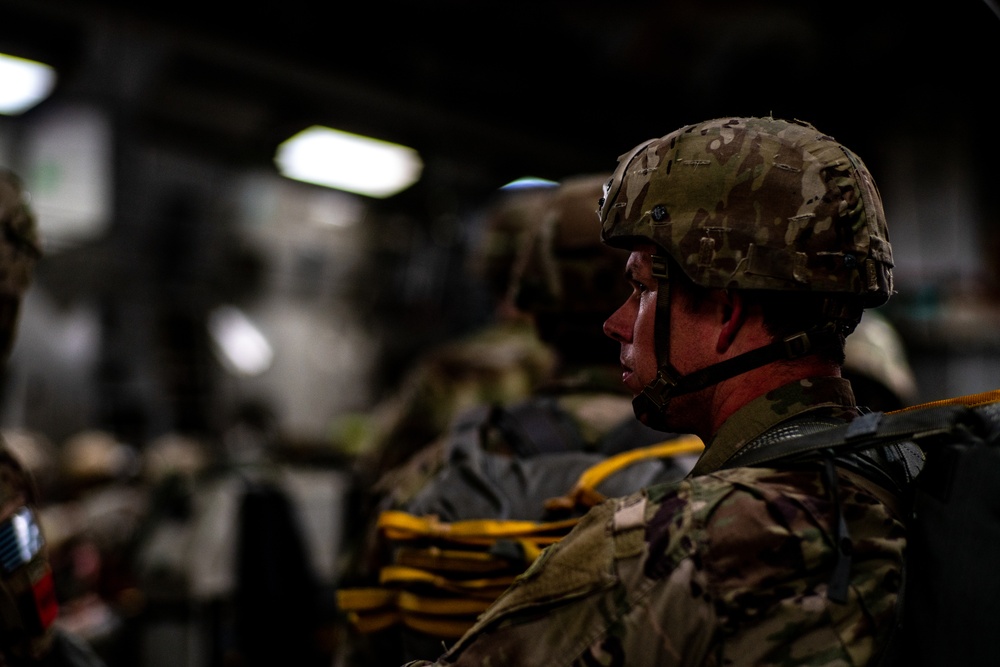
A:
[
  {"xmin": 336, "ymin": 432, "xmax": 703, "ymax": 645},
  {"xmin": 722, "ymin": 389, "xmax": 1000, "ymax": 666}
]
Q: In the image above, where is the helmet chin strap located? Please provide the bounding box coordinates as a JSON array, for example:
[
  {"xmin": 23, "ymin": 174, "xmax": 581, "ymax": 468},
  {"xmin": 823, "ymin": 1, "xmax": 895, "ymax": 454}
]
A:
[
  {"xmin": 631, "ymin": 254, "xmax": 681, "ymax": 431},
  {"xmin": 631, "ymin": 254, "xmax": 845, "ymax": 431}
]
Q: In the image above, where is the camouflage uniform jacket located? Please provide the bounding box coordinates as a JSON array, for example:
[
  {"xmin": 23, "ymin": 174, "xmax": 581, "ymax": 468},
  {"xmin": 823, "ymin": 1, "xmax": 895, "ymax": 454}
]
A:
[{"xmin": 402, "ymin": 377, "xmax": 910, "ymax": 667}]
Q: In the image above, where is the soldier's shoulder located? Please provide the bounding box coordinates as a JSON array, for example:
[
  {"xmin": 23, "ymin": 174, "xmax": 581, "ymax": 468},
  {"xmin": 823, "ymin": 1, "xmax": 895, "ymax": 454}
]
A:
[
  {"xmin": 644, "ymin": 465, "xmax": 799, "ymax": 508},
  {"xmin": 642, "ymin": 467, "xmax": 834, "ymax": 547}
]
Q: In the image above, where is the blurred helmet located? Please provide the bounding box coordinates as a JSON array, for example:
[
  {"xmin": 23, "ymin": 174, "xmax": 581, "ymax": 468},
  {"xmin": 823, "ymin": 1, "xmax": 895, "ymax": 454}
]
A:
[
  {"xmin": 142, "ymin": 432, "xmax": 210, "ymax": 485},
  {"xmin": 843, "ymin": 309, "xmax": 918, "ymax": 411},
  {"xmin": 0, "ymin": 170, "xmax": 43, "ymax": 362},
  {"xmin": 60, "ymin": 430, "xmax": 137, "ymax": 491},
  {"xmin": 599, "ymin": 116, "xmax": 893, "ymax": 307},
  {"xmin": 0, "ymin": 170, "xmax": 42, "ymax": 295},
  {"xmin": 467, "ymin": 182, "xmax": 556, "ymax": 314},
  {"xmin": 508, "ymin": 174, "xmax": 626, "ymax": 364},
  {"xmin": 0, "ymin": 447, "xmax": 58, "ymax": 664}
]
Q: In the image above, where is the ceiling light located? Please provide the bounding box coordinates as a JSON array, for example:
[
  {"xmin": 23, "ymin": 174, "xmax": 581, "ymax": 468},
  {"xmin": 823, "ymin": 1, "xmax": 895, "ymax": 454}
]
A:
[
  {"xmin": 0, "ymin": 54, "xmax": 56, "ymax": 115},
  {"xmin": 500, "ymin": 176, "xmax": 558, "ymax": 190},
  {"xmin": 274, "ymin": 125, "xmax": 423, "ymax": 199}
]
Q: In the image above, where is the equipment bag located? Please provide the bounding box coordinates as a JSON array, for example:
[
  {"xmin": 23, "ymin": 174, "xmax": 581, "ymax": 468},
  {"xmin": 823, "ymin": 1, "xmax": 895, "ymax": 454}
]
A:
[
  {"xmin": 336, "ymin": 435, "xmax": 704, "ymax": 639},
  {"xmin": 725, "ymin": 389, "xmax": 1000, "ymax": 667}
]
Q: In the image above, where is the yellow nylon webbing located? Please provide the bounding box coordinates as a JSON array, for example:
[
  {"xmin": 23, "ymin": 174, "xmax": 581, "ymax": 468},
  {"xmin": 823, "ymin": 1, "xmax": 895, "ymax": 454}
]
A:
[
  {"xmin": 396, "ymin": 591, "xmax": 493, "ymax": 616},
  {"xmin": 379, "ymin": 565, "xmax": 517, "ymax": 594},
  {"xmin": 889, "ymin": 389, "xmax": 1000, "ymax": 414},
  {"xmin": 400, "ymin": 612, "xmax": 477, "ymax": 639},
  {"xmin": 378, "ymin": 510, "xmax": 580, "ymax": 543},
  {"xmin": 336, "ymin": 587, "xmax": 395, "ymax": 612},
  {"xmin": 394, "ymin": 545, "xmax": 524, "ymax": 573},
  {"xmin": 344, "ymin": 608, "xmax": 400, "ymax": 634},
  {"xmin": 546, "ymin": 435, "xmax": 704, "ymax": 510}
]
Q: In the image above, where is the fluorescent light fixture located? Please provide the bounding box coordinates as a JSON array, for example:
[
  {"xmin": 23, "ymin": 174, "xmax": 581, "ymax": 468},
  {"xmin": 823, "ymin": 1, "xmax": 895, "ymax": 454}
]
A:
[
  {"xmin": 0, "ymin": 54, "xmax": 56, "ymax": 115},
  {"xmin": 275, "ymin": 125, "xmax": 423, "ymax": 198},
  {"xmin": 208, "ymin": 305, "xmax": 274, "ymax": 377},
  {"xmin": 500, "ymin": 176, "xmax": 559, "ymax": 191}
]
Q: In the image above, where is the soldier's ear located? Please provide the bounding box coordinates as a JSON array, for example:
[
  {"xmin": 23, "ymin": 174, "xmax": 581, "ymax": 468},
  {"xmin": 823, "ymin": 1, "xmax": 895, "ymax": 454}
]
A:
[{"xmin": 716, "ymin": 290, "xmax": 746, "ymax": 354}]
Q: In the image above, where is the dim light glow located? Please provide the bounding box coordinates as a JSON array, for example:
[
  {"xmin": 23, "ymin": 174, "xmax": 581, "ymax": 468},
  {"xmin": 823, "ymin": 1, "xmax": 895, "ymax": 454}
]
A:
[
  {"xmin": 500, "ymin": 176, "xmax": 558, "ymax": 190},
  {"xmin": 274, "ymin": 125, "xmax": 423, "ymax": 198},
  {"xmin": 208, "ymin": 305, "xmax": 274, "ymax": 377},
  {"xmin": 0, "ymin": 54, "xmax": 56, "ymax": 115}
]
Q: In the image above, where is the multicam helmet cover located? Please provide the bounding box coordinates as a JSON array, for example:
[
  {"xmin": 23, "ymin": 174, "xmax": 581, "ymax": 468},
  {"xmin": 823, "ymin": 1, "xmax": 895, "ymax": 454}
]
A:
[
  {"xmin": 597, "ymin": 117, "xmax": 894, "ymax": 428},
  {"xmin": 0, "ymin": 170, "xmax": 42, "ymax": 364},
  {"xmin": 599, "ymin": 116, "xmax": 893, "ymax": 305},
  {"xmin": 0, "ymin": 170, "xmax": 42, "ymax": 298}
]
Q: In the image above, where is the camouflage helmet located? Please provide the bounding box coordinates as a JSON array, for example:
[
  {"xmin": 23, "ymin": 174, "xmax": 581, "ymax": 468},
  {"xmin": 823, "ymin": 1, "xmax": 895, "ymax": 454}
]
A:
[
  {"xmin": 0, "ymin": 169, "xmax": 42, "ymax": 298},
  {"xmin": 599, "ymin": 116, "xmax": 893, "ymax": 308},
  {"xmin": 598, "ymin": 117, "xmax": 894, "ymax": 429},
  {"xmin": 0, "ymin": 170, "xmax": 42, "ymax": 364},
  {"xmin": 508, "ymin": 173, "xmax": 627, "ymax": 364},
  {"xmin": 467, "ymin": 182, "xmax": 556, "ymax": 312}
]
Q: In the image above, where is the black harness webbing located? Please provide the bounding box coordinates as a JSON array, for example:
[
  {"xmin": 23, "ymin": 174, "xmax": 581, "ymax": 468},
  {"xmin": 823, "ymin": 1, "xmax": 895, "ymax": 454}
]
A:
[
  {"xmin": 723, "ymin": 403, "xmax": 979, "ymax": 469},
  {"xmin": 721, "ymin": 400, "xmax": 990, "ymax": 607}
]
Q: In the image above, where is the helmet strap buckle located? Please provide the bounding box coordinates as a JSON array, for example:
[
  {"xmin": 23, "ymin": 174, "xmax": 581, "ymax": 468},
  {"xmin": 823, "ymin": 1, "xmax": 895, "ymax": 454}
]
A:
[
  {"xmin": 632, "ymin": 368, "xmax": 681, "ymax": 430},
  {"xmin": 782, "ymin": 332, "xmax": 813, "ymax": 358}
]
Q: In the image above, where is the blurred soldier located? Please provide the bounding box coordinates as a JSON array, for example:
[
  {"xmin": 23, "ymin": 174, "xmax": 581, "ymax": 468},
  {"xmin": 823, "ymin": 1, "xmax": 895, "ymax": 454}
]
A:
[
  {"xmin": 126, "ymin": 400, "xmax": 335, "ymax": 667},
  {"xmin": 0, "ymin": 170, "xmax": 39, "ymax": 364},
  {"xmin": 349, "ymin": 183, "xmax": 559, "ymax": 492},
  {"xmin": 0, "ymin": 168, "xmax": 105, "ymax": 666},
  {"xmin": 341, "ymin": 183, "xmax": 560, "ymax": 587},
  {"xmin": 337, "ymin": 175, "xmax": 698, "ymax": 665},
  {"xmin": 402, "ymin": 117, "xmax": 921, "ymax": 666}
]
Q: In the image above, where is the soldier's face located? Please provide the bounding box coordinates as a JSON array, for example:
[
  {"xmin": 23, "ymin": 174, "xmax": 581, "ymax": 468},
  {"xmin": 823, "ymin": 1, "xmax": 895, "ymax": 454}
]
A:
[{"xmin": 603, "ymin": 245, "xmax": 660, "ymax": 397}]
